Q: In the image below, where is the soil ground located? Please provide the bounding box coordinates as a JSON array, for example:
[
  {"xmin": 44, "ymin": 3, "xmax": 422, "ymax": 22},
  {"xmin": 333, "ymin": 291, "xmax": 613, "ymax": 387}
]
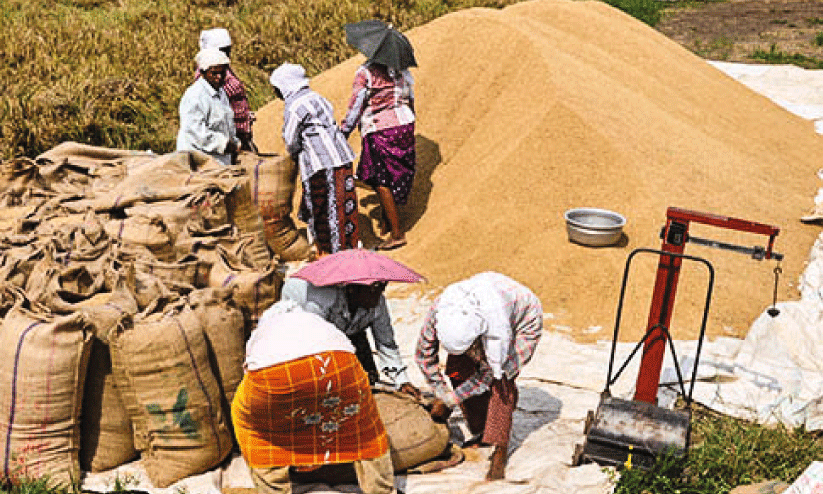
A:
[{"xmin": 655, "ymin": 0, "xmax": 823, "ymax": 64}]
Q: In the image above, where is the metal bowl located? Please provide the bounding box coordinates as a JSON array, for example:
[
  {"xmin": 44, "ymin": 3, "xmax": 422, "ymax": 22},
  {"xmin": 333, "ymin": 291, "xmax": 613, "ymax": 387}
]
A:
[{"xmin": 564, "ymin": 207, "xmax": 626, "ymax": 247}]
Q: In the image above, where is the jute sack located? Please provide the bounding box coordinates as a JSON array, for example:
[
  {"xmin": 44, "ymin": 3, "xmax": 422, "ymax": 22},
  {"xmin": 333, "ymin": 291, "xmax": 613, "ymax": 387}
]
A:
[
  {"xmin": 38, "ymin": 264, "xmax": 107, "ymax": 315},
  {"xmin": 189, "ymin": 287, "xmax": 246, "ymax": 409},
  {"xmin": 374, "ymin": 391, "xmax": 451, "ymax": 471},
  {"xmin": 236, "ymin": 152, "xmax": 310, "ymax": 262},
  {"xmin": 207, "ymin": 245, "xmax": 282, "ymax": 331},
  {"xmin": 75, "ymin": 271, "xmax": 139, "ymax": 345},
  {"xmin": 0, "ymin": 307, "xmax": 92, "ymax": 488},
  {"xmin": 109, "ymin": 305, "xmax": 233, "ymax": 488},
  {"xmin": 224, "ymin": 173, "xmax": 271, "ymax": 270},
  {"xmin": 133, "ymin": 254, "xmax": 210, "ymax": 290},
  {"xmin": 104, "ymin": 215, "xmax": 175, "ymax": 262},
  {"xmin": 0, "ymin": 245, "xmax": 45, "ymax": 288},
  {"xmin": 80, "ymin": 338, "xmax": 138, "ymax": 473},
  {"xmin": 173, "ymin": 218, "xmax": 238, "ymax": 260}
]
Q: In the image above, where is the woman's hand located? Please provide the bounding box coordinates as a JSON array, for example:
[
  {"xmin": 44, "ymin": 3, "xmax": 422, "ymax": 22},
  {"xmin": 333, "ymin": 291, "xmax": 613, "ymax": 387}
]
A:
[
  {"xmin": 399, "ymin": 382, "xmax": 422, "ymax": 400},
  {"xmin": 428, "ymin": 399, "xmax": 452, "ymax": 423}
]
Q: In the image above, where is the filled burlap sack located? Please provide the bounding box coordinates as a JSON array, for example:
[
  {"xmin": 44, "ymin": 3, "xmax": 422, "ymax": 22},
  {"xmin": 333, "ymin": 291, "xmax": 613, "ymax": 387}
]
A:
[
  {"xmin": 173, "ymin": 218, "xmax": 239, "ymax": 260},
  {"xmin": 236, "ymin": 151, "xmax": 310, "ymax": 262},
  {"xmin": 36, "ymin": 264, "xmax": 107, "ymax": 315},
  {"xmin": 189, "ymin": 287, "xmax": 246, "ymax": 407},
  {"xmin": 134, "ymin": 253, "xmax": 210, "ymax": 290},
  {"xmin": 63, "ymin": 150, "xmax": 239, "ymax": 213},
  {"xmin": 223, "ymin": 164, "xmax": 272, "ymax": 270},
  {"xmin": 125, "ymin": 199, "xmax": 200, "ymax": 245},
  {"xmin": 0, "ymin": 244, "xmax": 46, "ymax": 288},
  {"xmin": 80, "ymin": 338, "xmax": 138, "ymax": 473},
  {"xmin": 75, "ymin": 271, "xmax": 139, "ymax": 344},
  {"xmin": 109, "ymin": 305, "xmax": 233, "ymax": 488},
  {"xmin": 373, "ymin": 390, "xmax": 451, "ymax": 471},
  {"xmin": 0, "ymin": 306, "xmax": 92, "ymax": 488},
  {"xmin": 207, "ymin": 246, "xmax": 282, "ymax": 331},
  {"xmin": 105, "ymin": 215, "xmax": 175, "ymax": 262},
  {"xmin": 23, "ymin": 245, "xmax": 61, "ymax": 305}
]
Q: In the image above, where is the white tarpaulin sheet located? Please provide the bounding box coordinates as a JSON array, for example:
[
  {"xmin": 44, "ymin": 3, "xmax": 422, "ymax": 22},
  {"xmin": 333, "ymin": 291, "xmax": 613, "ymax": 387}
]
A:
[{"xmin": 82, "ymin": 61, "xmax": 823, "ymax": 494}]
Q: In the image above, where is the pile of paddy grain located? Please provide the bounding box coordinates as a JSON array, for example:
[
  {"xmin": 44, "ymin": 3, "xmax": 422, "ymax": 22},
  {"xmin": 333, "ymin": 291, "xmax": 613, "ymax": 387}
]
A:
[{"xmin": 255, "ymin": 0, "xmax": 823, "ymax": 343}]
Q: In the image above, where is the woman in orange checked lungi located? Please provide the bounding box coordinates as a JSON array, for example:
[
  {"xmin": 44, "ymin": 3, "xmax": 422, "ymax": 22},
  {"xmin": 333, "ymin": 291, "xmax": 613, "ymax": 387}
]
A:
[
  {"xmin": 415, "ymin": 272, "xmax": 543, "ymax": 481},
  {"xmin": 231, "ymin": 301, "xmax": 397, "ymax": 494}
]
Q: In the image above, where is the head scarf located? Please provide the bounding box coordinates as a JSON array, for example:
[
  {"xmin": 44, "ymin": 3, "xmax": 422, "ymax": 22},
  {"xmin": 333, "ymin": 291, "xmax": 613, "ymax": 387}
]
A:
[
  {"xmin": 269, "ymin": 63, "xmax": 310, "ymax": 98},
  {"xmin": 199, "ymin": 28, "xmax": 232, "ymax": 50},
  {"xmin": 195, "ymin": 48, "xmax": 230, "ymax": 72},
  {"xmin": 245, "ymin": 301, "xmax": 355, "ymax": 371},
  {"xmin": 435, "ymin": 273, "xmax": 512, "ymax": 379}
]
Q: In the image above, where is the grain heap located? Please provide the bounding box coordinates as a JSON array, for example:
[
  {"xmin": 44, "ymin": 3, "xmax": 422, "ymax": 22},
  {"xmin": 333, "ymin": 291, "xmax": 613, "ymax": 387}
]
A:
[{"xmin": 256, "ymin": 0, "xmax": 823, "ymax": 343}]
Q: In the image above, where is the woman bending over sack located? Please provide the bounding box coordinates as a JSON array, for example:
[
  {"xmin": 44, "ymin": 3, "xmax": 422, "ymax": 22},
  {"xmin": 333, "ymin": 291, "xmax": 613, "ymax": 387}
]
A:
[{"xmin": 415, "ymin": 271, "xmax": 543, "ymax": 480}]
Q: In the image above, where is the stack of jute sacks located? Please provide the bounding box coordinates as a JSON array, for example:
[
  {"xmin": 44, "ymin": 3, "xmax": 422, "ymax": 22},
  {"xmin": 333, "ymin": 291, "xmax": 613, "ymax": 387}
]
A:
[{"xmin": 0, "ymin": 142, "xmax": 310, "ymax": 488}]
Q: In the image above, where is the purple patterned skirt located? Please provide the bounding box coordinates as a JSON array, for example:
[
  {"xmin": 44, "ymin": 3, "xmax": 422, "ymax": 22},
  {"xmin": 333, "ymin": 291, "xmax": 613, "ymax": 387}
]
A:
[{"xmin": 357, "ymin": 123, "xmax": 416, "ymax": 205}]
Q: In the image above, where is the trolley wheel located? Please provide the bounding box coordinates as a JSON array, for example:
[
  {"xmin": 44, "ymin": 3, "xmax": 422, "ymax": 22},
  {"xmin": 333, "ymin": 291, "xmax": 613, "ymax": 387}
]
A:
[
  {"xmin": 572, "ymin": 443, "xmax": 585, "ymax": 467},
  {"xmin": 584, "ymin": 410, "xmax": 595, "ymax": 434}
]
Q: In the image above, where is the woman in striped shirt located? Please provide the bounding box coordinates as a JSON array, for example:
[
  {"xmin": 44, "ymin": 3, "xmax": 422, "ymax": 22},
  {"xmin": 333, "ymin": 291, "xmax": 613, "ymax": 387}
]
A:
[
  {"xmin": 415, "ymin": 271, "xmax": 543, "ymax": 480},
  {"xmin": 270, "ymin": 63, "xmax": 360, "ymax": 257}
]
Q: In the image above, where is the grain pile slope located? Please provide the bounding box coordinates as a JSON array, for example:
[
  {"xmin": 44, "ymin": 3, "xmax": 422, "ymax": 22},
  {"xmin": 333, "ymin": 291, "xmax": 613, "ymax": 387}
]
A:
[{"xmin": 255, "ymin": 0, "xmax": 823, "ymax": 343}]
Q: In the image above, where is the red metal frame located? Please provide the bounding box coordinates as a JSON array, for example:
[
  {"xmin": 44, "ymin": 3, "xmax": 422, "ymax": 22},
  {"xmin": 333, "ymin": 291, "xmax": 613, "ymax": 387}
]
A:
[{"xmin": 633, "ymin": 207, "xmax": 781, "ymax": 404}]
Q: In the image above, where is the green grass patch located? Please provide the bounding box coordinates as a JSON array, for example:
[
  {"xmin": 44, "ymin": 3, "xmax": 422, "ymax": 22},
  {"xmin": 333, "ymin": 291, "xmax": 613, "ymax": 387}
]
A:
[
  {"xmin": 692, "ymin": 36, "xmax": 734, "ymax": 60},
  {"xmin": 603, "ymin": 0, "xmax": 665, "ymax": 26},
  {"xmin": 0, "ymin": 477, "xmax": 76, "ymax": 494},
  {"xmin": 613, "ymin": 407, "xmax": 823, "ymax": 493},
  {"xmin": 750, "ymin": 43, "xmax": 823, "ymax": 69},
  {"xmin": 815, "ymin": 32, "xmax": 823, "ymax": 46}
]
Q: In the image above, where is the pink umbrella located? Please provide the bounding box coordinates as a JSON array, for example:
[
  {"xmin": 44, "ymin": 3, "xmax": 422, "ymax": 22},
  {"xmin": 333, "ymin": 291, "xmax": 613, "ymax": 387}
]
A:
[{"xmin": 291, "ymin": 248, "xmax": 425, "ymax": 286}]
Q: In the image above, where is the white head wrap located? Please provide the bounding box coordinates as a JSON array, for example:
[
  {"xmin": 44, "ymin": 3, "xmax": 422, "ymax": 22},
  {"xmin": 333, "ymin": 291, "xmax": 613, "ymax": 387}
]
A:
[
  {"xmin": 199, "ymin": 28, "xmax": 232, "ymax": 50},
  {"xmin": 435, "ymin": 273, "xmax": 512, "ymax": 379},
  {"xmin": 195, "ymin": 48, "xmax": 230, "ymax": 71},
  {"xmin": 269, "ymin": 63, "xmax": 310, "ymax": 98}
]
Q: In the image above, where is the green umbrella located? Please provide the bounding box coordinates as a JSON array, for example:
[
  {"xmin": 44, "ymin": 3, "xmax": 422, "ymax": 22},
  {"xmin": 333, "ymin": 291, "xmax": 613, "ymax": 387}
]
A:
[{"xmin": 344, "ymin": 20, "xmax": 417, "ymax": 72}]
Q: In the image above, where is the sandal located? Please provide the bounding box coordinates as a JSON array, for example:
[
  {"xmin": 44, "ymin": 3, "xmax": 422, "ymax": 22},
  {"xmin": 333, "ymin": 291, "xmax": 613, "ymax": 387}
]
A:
[{"xmin": 376, "ymin": 238, "xmax": 407, "ymax": 251}]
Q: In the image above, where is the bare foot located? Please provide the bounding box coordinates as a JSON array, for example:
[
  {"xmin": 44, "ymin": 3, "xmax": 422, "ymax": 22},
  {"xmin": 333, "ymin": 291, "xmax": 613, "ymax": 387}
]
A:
[{"xmin": 486, "ymin": 445, "xmax": 507, "ymax": 480}]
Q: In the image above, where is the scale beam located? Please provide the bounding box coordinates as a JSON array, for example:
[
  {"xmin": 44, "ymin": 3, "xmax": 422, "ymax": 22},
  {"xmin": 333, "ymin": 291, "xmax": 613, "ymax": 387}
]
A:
[{"xmin": 686, "ymin": 234, "xmax": 784, "ymax": 261}]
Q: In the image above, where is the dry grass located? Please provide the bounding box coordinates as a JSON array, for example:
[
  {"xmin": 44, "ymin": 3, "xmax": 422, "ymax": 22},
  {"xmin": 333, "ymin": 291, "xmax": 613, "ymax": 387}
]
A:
[{"xmin": 0, "ymin": 0, "xmax": 522, "ymax": 160}]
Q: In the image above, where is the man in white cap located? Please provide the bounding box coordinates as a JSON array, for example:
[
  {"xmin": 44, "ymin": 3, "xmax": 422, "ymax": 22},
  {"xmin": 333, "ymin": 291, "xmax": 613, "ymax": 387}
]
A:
[
  {"xmin": 176, "ymin": 47, "xmax": 241, "ymax": 166},
  {"xmin": 198, "ymin": 28, "xmax": 256, "ymax": 152},
  {"xmin": 414, "ymin": 271, "xmax": 543, "ymax": 481}
]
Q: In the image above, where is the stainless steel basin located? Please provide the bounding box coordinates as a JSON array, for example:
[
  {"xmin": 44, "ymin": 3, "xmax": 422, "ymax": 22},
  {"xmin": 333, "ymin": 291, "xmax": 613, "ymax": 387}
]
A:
[{"xmin": 564, "ymin": 208, "xmax": 626, "ymax": 246}]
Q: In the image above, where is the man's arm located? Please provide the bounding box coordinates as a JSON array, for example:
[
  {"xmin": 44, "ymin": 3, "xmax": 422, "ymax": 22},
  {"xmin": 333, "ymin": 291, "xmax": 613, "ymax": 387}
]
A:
[{"xmin": 370, "ymin": 296, "xmax": 414, "ymax": 389}]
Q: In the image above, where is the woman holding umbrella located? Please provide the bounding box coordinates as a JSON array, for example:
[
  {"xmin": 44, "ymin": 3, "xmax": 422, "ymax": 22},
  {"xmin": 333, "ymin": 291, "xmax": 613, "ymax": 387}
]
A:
[{"xmin": 341, "ymin": 20, "xmax": 417, "ymax": 251}]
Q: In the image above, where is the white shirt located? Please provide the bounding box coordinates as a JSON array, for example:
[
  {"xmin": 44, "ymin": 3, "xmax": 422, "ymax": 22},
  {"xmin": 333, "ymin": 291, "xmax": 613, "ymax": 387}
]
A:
[
  {"xmin": 245, "ymin": 301, "xmax": 355, "ymax": 371},
  {"xmin": 176, "ymin": 77, "xmax": 239, "ymax": 166}
]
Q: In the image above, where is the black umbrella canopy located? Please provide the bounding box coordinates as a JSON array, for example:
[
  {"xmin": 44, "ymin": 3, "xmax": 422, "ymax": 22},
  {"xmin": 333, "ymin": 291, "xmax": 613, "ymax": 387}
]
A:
[{"xmin": 344, "ymin": 20, "xmax": 417, "ymax": 71}]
